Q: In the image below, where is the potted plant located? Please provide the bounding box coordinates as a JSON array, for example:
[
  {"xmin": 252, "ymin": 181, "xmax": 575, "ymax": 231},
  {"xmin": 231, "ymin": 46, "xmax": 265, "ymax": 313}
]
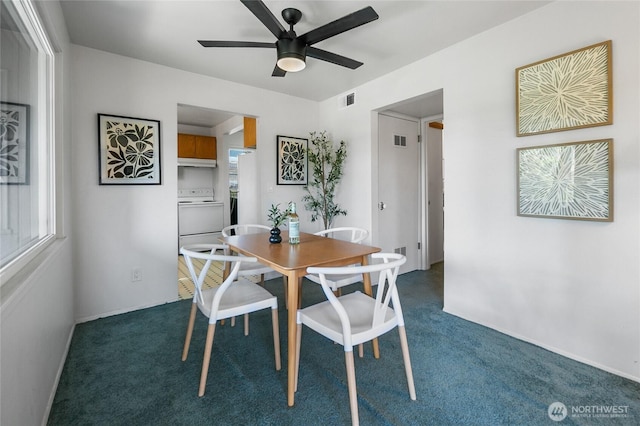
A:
[
  {"xmin": 302, "ymin": 131, "xmax": 347, "ymax": 230},
  {"xmin": 267, "ymin": 203, "xmax": 290, "ymax": 243}
]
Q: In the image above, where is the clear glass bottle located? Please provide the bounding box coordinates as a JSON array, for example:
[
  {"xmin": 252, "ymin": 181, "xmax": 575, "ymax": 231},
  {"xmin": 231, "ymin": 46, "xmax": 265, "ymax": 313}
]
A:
[{"xmin": 288, "ymin": 202, "xmax": 300, "ymax": 244}]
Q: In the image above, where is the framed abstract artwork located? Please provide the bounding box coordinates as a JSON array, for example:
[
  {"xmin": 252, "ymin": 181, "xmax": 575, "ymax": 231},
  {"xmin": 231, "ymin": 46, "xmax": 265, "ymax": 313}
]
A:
[
  {"xmin": 98, "ymin": 113, "xmax": 161, "ymax": 185},
  {"xmin": 517, "ymin": 139, "xmax": 613, "ymax": 221},
  {"xmin": 277, "ymin": 135, "xmax": 307, "ymax": 185},
  {"xmin": 516, "ymin": 40, "xmax": 612, "ymax": 136},
  {"xmin": 0, "ymin": 102, "xmax": 30, "ymax": 184}
]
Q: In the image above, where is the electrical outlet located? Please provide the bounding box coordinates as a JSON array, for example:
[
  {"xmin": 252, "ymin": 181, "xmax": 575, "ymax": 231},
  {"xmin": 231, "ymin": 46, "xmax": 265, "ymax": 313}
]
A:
[{"xmin": 131, "ymin": 268, "xmax": 142, "ymax": 282}]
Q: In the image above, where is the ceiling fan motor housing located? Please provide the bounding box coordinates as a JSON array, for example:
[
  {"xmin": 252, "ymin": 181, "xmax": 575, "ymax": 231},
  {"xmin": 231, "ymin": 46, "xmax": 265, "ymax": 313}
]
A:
[{"xmin": 276, "ymin": 38, "xmax": 307, "ymax": 71}]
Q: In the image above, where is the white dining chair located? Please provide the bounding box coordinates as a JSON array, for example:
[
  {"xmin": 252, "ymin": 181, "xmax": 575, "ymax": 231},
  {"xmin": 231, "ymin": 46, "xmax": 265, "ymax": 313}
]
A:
[
  {"xmin": 222, "ymin": 224, "xmax": 277, "ymax": 286},
  {"xmin": 295, "ymin": 253, "xmax": 416, "ymax": 426},
  {"xmin": 305, "ymin": 227, "xmax": 369, "ymax": 293},
  {"xmin": 222, "ymin": 224, "xmax": 290, "ymax": 310},
  {"xmin": 180, "ymin": 244, "xmax": 281, "ymax": 397}
]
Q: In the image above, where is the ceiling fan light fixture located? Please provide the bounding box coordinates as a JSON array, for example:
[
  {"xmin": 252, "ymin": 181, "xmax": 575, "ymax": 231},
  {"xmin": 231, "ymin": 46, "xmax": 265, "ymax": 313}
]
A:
[
  {"xmin": 276, "ymin": 38, "xmax": 307, "ymax": 72},
  {"xmin": 277, "ymin": 56, "xmax": 306, "ymax": 72}
]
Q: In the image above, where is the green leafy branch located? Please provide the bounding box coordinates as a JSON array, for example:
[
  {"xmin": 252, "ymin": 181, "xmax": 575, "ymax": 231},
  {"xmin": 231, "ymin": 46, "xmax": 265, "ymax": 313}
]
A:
[
  {"xmin": 301, "ymin": 131, "xmax": 347, "ymax": 230},
  {"xmin": 267, "ymin": 203, "xmax": 290, "ymax": 228}
]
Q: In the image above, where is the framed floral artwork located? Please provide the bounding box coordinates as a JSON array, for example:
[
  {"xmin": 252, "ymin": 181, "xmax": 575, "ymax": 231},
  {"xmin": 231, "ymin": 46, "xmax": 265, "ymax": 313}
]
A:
[
  {"xmin": 0, "ymin": 102, "xmax": 30, "ymax": 184},
  {"xmin": 517, "ymin": 139, "xmax": 613, "ymax": 221},
  {"xmin": 98, "ymin": 113, "xmax": 161, "ymax": 185},
  {"xmin": 516, "ymin": 40, "xmax": 612, "ymax": 136},
  {"xmin": 277, "ymin": 135, "xmax": 307, "ymax": 185}
]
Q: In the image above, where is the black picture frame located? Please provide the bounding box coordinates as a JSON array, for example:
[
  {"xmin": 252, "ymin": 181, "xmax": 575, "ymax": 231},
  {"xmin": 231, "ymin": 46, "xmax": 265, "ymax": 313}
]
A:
[
  {"xmin": 276, "ymin": 135, "xmax": 308, "ymax": 185},
  {"xmin": 98, "ymin": 113, "xmax": 162, "ymax": 185},
  {"xmin": 0, "ymin": 102, "xmax": 30, "ymax": 184}
]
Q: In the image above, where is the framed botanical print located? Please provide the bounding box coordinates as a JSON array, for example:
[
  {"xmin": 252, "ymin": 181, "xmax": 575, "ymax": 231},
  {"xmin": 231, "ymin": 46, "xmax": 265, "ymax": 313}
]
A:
[
  {"xmin": 98, "ymin": 113, "xmax": 161, "ymax": 185},
  {"xmin": 0, "ymin": 102, "xmax": 30, "ymax": 184},
  {"xmin": 277, "ymin": 135, "xmax": 308, "ymax": 185}
]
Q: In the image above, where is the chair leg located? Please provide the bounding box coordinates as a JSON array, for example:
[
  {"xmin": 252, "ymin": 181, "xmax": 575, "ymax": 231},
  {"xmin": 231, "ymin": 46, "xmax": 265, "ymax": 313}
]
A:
[
  {"xmin": 294, "ymin": 323, "xmax": 302, "ymax": 392},
  {"xmin": 244, "ymin": 313, "xmax": 249, "ymax": 336},
  {"xmin": 182, "ymin": 303, "xmax": 198, "ymax": 361},
  {"xmin": 358, "ymin": 343, "xmax": 364, "ymax": 358},
  {"xmin": 231, "ymin": 316, "xmax": 236, "ymax": 327},
  {"xmin": 272, "ymin": 308, "xmax": 281, "ymax": 371},
  {"xmin": 398, "ymin": 326, "xmax": 416, "ymax": 400},
  {"xmin": 345, "ymin": 351, "xmax": 359, "ymax": 426},
  {"xmin": 198, "ymin": 322, "xmax": 217, "ymax": 397},
  {"xmin": 260, "ymin": 273, "xmax": 265, "ymax": 286}
]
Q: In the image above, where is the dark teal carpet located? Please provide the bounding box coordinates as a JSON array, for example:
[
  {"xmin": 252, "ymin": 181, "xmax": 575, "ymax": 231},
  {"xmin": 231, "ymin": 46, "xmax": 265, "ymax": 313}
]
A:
[{"xmin": 48, "ymin": 263, "xmax": 639, "ymax": 425}]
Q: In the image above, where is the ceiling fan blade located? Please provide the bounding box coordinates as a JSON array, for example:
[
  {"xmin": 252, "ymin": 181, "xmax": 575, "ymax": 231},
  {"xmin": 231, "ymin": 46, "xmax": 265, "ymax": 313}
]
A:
[
  {"xmin": 198, "ymin": 40, "xmax": 275, "ymax": 48},
  {"xmin": 307, "ymin": 47, "xmax": 363, "ymax": 69},
  {"xmin": 240, "ymin": 0, "xmax": 287, "ymax": 39},
  {"xmin": 272, "ymin": 64, "xmax": 286, "ymax": 77},
  {"xmin": 299, "ymin": 6, "xmax": 379, "ymax": 46}
]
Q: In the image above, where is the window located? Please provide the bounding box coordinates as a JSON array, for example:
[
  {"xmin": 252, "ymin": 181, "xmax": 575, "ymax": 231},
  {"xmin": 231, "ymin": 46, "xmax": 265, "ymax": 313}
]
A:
[{"xmin": 0, "ymin": 0, "xmax": 56, "ymax": 282}]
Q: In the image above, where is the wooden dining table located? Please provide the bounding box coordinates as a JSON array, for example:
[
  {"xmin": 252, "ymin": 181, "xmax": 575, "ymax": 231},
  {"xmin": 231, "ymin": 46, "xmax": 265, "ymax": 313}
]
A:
[{"xmin": 220, "ymin": 231, "xmax": 381, "ymax": 407}]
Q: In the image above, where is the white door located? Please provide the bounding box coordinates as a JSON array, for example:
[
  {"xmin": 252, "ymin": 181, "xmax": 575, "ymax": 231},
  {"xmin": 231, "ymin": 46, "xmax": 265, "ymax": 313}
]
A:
[
  {"xmin": 378, "ymin": 113, "xmax": 420, "ymax": 273},
  {"xmin": 427, "ymin": 122, "xmax": 444, "ymax": 265}
]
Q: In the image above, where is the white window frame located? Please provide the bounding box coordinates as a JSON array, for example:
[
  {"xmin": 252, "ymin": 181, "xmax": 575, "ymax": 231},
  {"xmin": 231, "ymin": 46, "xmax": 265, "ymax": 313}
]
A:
[{"xmin": 0, "ymin": 0, "xmax": 56, "ymax": 284}]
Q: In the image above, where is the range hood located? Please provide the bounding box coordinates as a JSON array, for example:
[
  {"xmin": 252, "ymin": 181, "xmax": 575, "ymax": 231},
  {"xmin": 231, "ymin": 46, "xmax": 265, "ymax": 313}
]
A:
[{"xmin": 177, "ymin": 158, "xmax": 217, "ymax": 167}]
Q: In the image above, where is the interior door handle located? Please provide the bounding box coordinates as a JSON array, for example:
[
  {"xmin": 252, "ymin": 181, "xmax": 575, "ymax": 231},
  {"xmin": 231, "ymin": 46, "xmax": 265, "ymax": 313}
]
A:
[{"xmin": 379, "ymin": 202, "xmax": 386, "ymax": 211}]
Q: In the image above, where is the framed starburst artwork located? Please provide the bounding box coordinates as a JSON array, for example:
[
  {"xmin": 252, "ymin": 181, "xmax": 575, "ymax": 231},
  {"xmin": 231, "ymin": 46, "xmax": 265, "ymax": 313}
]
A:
[
  {"xmin": 98, "ymin": 113, "xmax": 161, "ymax": 185},
  {"xmin": 517, "ymin": 139, "xmax": 613, "ymax": 221},
  {"xmin": 516, "ymin": 40, "xmax": 612, "ymax": 136},
  {"xmin": 277, "ymin": 135, "xmax": 307, "ymax": 185}
]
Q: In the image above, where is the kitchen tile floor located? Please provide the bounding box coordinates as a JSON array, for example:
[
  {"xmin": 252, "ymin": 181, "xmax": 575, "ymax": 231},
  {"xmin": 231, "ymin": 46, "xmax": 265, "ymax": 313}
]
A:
[{"xmin": 178, "ymin": 256, "xmax": 261, "ymax": 300}]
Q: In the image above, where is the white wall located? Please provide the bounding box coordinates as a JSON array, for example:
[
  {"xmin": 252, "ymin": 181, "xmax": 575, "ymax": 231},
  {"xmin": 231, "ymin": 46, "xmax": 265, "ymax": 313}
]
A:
[
  {"xmin": 70, "ymin": 45, "xmax": 318, "ymax": 321},
  {"xmin": 319, "ymin": 1, "xmax": 640, "ymax": 381},
  {"xmin": 0, "ymin": 1, "xmax": 75, "ymax": 425}
]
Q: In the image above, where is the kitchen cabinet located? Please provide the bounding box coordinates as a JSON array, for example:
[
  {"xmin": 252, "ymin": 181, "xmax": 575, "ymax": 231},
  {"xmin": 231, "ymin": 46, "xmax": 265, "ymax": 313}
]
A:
[
  {"xmin": 178, "ymin": 133, "xmax": 217, "ymax": 160},
  {"xmin": 243, "ymin": 117, "xmax": 256, "ymax": 148}
]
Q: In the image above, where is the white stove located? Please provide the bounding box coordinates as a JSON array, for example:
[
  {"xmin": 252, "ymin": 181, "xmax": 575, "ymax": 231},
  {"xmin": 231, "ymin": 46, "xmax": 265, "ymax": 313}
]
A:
[
  {"xmin": 177, "ymin": 188, "xmax": 224, "ymax": 250},
  {"xmin": 178, "ymin": 188, "xmax": 215, "ymax": 203}
]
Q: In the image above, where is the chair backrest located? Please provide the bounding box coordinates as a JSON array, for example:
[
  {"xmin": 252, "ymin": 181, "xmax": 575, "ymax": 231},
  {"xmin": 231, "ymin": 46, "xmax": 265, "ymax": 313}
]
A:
[
  {"xmin": 306, "ymin": 253, "xmax": 406, "ymax": 349},
  {"xmin": 222, "ymin": 224, "xmax": 271, "ymax": 237},
  {"xmin": 314, "ymin": 227, "xmax": 369, "ymax": 244},
  {"xmin": 180, "ymin": 243, "xmax": 257, "ymax": 314}
]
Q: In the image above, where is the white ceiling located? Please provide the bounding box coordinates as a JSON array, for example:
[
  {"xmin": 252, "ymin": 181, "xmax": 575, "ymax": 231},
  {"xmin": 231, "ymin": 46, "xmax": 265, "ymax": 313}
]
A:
[
  {"xmin": 59, "ymin": 0, "xmax": 549, "ymax": 122},
  {"xmin": 177, "ymin": 104, "xmax": 237, "ymax": 128}
]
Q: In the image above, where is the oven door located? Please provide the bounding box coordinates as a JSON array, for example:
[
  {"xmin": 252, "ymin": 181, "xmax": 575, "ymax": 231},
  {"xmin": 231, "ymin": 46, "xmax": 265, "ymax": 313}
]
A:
[{"xmin": 178, "ymin": 202, "xmax": 224, "ymax": 236}]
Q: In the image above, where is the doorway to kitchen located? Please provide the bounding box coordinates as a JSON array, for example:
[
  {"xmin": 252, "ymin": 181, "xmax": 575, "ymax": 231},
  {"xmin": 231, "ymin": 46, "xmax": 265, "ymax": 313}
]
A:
[{"xmin": 176, "ymin": 104, "xmax": 256, "ymax": 299}]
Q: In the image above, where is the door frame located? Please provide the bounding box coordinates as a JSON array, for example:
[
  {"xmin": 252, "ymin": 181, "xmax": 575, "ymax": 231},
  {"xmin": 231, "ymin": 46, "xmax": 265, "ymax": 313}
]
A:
[
  {"xmin": 420, "ymin": 114, "xmax": 444, "ymax": 269},
  {"xmin": 371, "ymin": 110, "xmax": 443, "ymax": 271}
]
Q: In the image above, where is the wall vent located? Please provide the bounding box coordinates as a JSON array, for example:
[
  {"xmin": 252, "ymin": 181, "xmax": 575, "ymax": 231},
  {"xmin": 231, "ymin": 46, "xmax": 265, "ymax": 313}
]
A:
[
  {"xmin": 338, "ymin": 91, "xmax": 356, "ymax": 109},
  {"xmin": 394, "ymin": 135, "xmax": 407, "ymax": 147},
  {"xmin": 346, "ymin": 92, "xmax": 355, "ymax": 106},
  {"xmin": 394, "ymin": 247, "xmax": 407, "ymax": 256}
]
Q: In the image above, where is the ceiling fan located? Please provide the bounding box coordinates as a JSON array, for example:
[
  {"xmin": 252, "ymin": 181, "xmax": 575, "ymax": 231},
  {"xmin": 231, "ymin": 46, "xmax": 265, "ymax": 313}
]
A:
[{"xmin": 198, "ymin": 0, "xmax": 379, "ymax": 77}]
